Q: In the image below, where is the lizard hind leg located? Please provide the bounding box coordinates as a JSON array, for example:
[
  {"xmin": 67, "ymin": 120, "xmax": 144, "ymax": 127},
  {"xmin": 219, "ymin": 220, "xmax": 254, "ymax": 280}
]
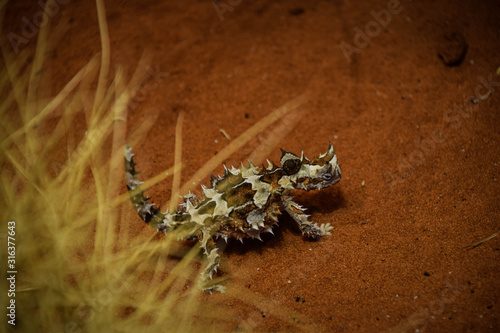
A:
[
  {"xmin": 198, "ymin": 229, "xmax": 226, "ymax": 293},
  {"xmin": 199, "ymin": 244, "xmax": 226, "ymax": 293}
]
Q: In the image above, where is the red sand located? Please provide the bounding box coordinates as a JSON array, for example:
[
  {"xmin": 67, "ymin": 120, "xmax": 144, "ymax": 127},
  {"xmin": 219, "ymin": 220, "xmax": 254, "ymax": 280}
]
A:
[{"xmin": 3, "ymin": 0, "xmax": 499, "ymax": 331}]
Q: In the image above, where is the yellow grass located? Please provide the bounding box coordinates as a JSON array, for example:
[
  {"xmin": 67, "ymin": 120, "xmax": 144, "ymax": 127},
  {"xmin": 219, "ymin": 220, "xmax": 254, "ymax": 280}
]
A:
[
  {"xmin": 0, "ymin": 1, "xmax": 209, "ymax": 331},
  {"xmin": 0, "ymin": 1, "xmax": 314, "ymax": 332}
]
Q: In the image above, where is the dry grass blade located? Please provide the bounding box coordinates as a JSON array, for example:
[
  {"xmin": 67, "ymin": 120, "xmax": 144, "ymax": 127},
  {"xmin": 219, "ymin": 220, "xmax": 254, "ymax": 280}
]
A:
[
  {"xmin": 93, "ymin": 0, "xmax": 110, "ymax": 121},
  {"xmin": 463, "ymin": 230, "xmax": 499, "ymax": 250},
  {"xmin": 169, "ymin": 111, "xmax": 185, "ymax": 212},
  {"xmin": 247, "ymin": 104, "xmax": 305, "ymax": 165},
  {"xmin": 2, "ymin": 55, "xmax": 100, "ymax": 146},
  {"xmin": 179, "ymin": 93, "xmax": 309, "ymax": 196}
]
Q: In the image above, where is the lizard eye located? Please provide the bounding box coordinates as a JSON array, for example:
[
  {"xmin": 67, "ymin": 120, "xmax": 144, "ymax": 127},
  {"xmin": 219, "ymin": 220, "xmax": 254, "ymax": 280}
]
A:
[
  {"xmin": 321, "ymin": 173, "xmax": 332, "ymax": 181},
  {"xmin": 283, "ymin": 158, "xmax": 301, "ymax": 175}
]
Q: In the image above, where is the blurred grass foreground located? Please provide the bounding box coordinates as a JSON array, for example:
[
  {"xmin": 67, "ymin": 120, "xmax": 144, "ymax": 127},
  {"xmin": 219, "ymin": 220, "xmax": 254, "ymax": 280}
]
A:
[
  {"xmin": 0, "ymin": 1, "xmax": 312, "ymax": 331},
  {"xmin": 0, "ymin": 1, "xmax": 211, "ymax": 332}
]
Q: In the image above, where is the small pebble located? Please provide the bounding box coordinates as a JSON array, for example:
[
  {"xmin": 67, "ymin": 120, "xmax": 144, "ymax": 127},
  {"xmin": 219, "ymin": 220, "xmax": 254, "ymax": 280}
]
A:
[{"xmin": 438, "ymin": 31, "xmax": 468, "ymax": 67}]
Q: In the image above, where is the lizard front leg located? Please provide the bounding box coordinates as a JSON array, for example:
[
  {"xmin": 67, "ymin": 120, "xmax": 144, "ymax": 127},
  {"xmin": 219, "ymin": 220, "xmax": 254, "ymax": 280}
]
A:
[{"xmin": 282, "ymin": 194, "xmax": 333, "ymax": 239}]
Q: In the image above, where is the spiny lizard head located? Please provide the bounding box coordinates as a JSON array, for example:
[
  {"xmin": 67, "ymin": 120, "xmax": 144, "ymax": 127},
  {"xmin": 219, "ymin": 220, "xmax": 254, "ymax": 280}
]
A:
[{"xmin": 279, "ymin": 142, "xmax": 341, "ymax": 191}]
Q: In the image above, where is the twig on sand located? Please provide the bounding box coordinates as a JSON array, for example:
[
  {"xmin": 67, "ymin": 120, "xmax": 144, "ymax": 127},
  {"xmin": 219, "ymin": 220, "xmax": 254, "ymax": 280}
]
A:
[
  {"xmin": 470, "ymin": 89, "xmax": 492, "ymax": 104},
  {"xmin": 220, "ymin": 128, "xmax": 231, "ymax": 140},
  {"xmin": 463, "ymin": 230, "xmax": 499, "ymax": 250}
]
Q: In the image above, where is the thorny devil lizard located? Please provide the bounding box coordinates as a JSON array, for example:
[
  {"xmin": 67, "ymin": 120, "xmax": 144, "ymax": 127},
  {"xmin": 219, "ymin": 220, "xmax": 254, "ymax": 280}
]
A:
[{"xmin": 124, "ymin": 143, "xmax": 341, "ymax": 293}]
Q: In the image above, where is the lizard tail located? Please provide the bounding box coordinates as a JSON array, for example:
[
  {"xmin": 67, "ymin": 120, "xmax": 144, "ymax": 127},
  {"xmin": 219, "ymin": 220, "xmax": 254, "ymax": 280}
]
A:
[{"xmin": 124, "ymin": 144, "xmax": 166, "ymax": 232}]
